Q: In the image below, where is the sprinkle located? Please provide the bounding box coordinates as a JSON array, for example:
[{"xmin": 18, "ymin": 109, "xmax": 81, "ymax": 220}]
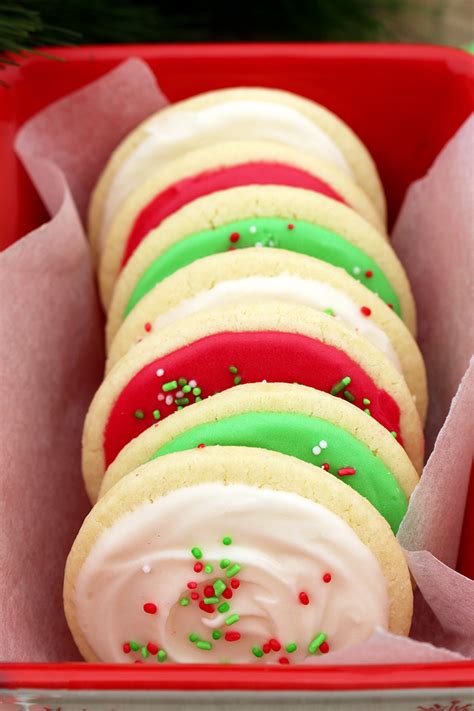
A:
[
  {"xmin": 269, "ymin": 638, "xmax": 281, "ymax": 652},
  {"xmin": 319, "ymin": 440, "xmax": 328, "ymax": 449},
  {"xmin": 222, "ymin": 536, "xmax": 232, "ymax": 546},
  {"xmin": 233, "ymin": 376, "xmax": 242, "ymax": 385},
  {"xmin": 199, "ymin": 600, "xmax": 215, "ymax": 613},
  {"xmin": 156, "ymin": 368, "xmax": 164, "ymax": 377},
  {"xmin": 226, "ymin": 564, "xmax": 241, "ymax": 577},
  {"xmin": 204, "ymin": 596, "xmax": 219, "ymax": 604},
  {"xmin": 175, "ymin": 397, "xmax": 189, "ymax": 406},
  {"xmin": 255, "ymin": 242, "xmax": 263, "ymax": 248},
  {"xmin": 191, "ymin": 592, "xmax": 199, "ymax": 600},
  {"xmin": 187, "ymin": 581, "xmax": 197, "ymax": 589},
  {"xmin": 337, "ymin": 467, "xmax": 356, "ymax": 476},
  {"xmin": 176, "ymin": 390, "xmax": 184, "ymax": 398},
  {"xmin": 195, "ymin": 397, "xmax": 202, "ymax": 402},
  {"xmin": 388, "ymin": 303, "xmax": 394, "ymax": 310},
  {"xmin": 230, "ymin": 579, "xmax": 240, "ymax": 589},
  {"xmin": 142, "ymin": 564, "xmax": 151, "ymax": 574},
  {"xmin": 319, "ymin": 641, "xmax": 330, "ymax": 654},
  {"xmin": 147, "ymin": 642, "xmax": 158, "ymax": 655},
  {"xmin": 214, "ymin": 579, "xmax": 226, "ymax": 597},
  {"xmin": 323, "ymin": 573, "xmax": 332, "ymax": 583},
  {"xmin": 230, "ymin": 232, "xmax": 240, "ymax": 243},
  {"xmin": 249, "ymin": 225, "xmax": 257, "ymax": 234},
  {"xmin": 220, "ymin": 558, "xmax": 231, "ymax": 569},
  {"xmin": 225, "ymin": 613, "xmax": 240, "ymax": 626},
  {"xmin": 152, "ymin": 409, "xmax": 161, "ymax": 420},
  {"xmin": 353, "ymin": 266, "xmax": 361, "ymax": 275},
  {"xmin": 361, "ymin": 306, "xmax": 372, "ymax": 317},
  {"xmin": 189, "ymin": 633, "xmax": 199, "ymax": 642},
  {"xmin": 189, "ymin": 379, "xmax": 197, "ymax": 388},
  {"xmin": 182, "ymin": 384, "xmax": 192, "ymax": 393},
  {"xmin": 197, "ymin": 443, "xmax": 206, "ymax": 448},
  {"xmin": 362, "ymin": 398, "xmax": 371, "ymax": 405},
  {"xmin": 343, "ymin": 390, "xmax": 355, "ymax": 403},
  {"xmin": 180, "ymin": 598, "xmax": 190, "ymax": 606},
  {"xmin": 365, "ymin": 270, "xmax": 373, "ymax": 278},
  {"xmin": 191, "ymin": 547, "xmax": 203, "ymax": 559},
  {"xmin": 157, "ymin": 649, "xmax": 167, "ymax": 662},
  {"xmin": 130, "ymin": 641, "xmax": 140, "ymax": 652},
  {"xmin": 218, "ymin": 602, "xmax": 230, "ymax": 613},
  {"xmin": 157, "ymin": 393, "xmax": 165, "ymax": 401},
  {"xmin": 197, "ymin": 641, "xmax": 213, "ymax": 651},
  {"xmin": 279, "ymin": 657, "xmax": 290, "ymax": 664},
  {"xmin": 192, "ymin": 387, "xmax": 201, "ymax": 396},
  {"xmin": 134, "ymin": 409, "xmax": 145, "ymax": 420},
  {"xmin": 162, "ymin": 380, "xmax": 178, "ymax": 392},
  {"xmin": 165, "ymin": 395, "xmax": 173, "ymax": 406},
  {"xmin": 287, "ymin": 223, "xmax": 294, "ymax": 230},
  {"xmin": 321, "ymin": 463, "xmax": 330, "ymax": 471},
  {"xmin": 309, "ymin": 632, "xmax": 327, "ymax": 654},
  {"xmin": 123, "ymin": 642, "xmax": 131, "ymax": 653},
  {"xmin": 222, "ymin": 587, "xmax": 233, "ymax": 600},
  {"xmin": 141, "ymin": 646, "xmax": 149, "ymax": 659},
  {"xmin": 143, "ymin": 602, "xmax": 157, "ymax": 614},
  {"xmin": 364, "ymin": 408, "xmax": 371, "ymax": 416},
  {"xmin": 178, "ymin": 378, "xmax": 187, "ymax": 386},
  {"xmin": 144, "ymin": 322, "xmax": 152, "ymax": 332},
  {"xmin": 225, "ymin": 631, "xmax": 241, "ymax": 642},
  {"xmin": 212, "ymin": 630, "xmax": 222, "ymax": 640},
  {"xmin": 330, "ymin": 376, "xmax": 351, "ymax": 396},
  {"xmin": 286, "ymin": 643, "xmax": 297, "ymax": 653},
  {"xmin": 229, "ymin": 365, "xmax": 238, "ymax": 374},
  {"xmin": 204, "ymin": 585, "xmax": 215, "ymax": 597},
  {"xmin": 299, "ymin": 591, "xmax": 309, "ymax": 605},
  {"xmin": 324, "ymin": 308, "xmax": 335, "ymax": 316},
  {"xmin": 312, "ymin": 445, "xmax": 321, "ymax": 456},
  {"xmin": 391, "ymin": 431, "xmax": 398, "ymax": 438},
  {"xmin": 252, "ymin": 647, "xmax": 264, "ymax": 658},
  {"xmin": 263, "ymin": 643, "xmax": 271, "ymax": 654},
  {"xmin": 194, "ymin": 562, "xmax": 203, "ymax": 573},
  {"xmin": 204, "ymin": 564, "xmax": 214, "ymax": 574}
]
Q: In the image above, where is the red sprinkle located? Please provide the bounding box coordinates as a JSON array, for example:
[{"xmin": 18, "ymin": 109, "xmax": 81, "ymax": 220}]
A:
[
  {"xmin": 123, "ymin": 642, "xmax": 131, "ymax": 654},
  {"xmin": 319, "ymin": 641, "xmax": 330, "ymax": 654},
  {"xmin": 321, "ymin": 463, "xmax": 330, "ymax": 471},
  {"xmin": 360, "ymin": 306, "xmax": 372, "ymax": 317},
  {"xmin": 222, "ymin": 587, "xmax": 233, "ymax": 600},
  {"xmin": 191, "ymin": 592, "xmax": 199, "ymax": 600},
  {"xmin": 287, "ymin": 223, "xmax": 294, "ymax": 230},
  {"xmin": 230, "ymin": 579, "xmax": 240, "ymax": 589},
  {"xmin": 144, "ymin": 322, "xmax": 152, "ymax": 332},
  {"xmin": 227, "ymin": 246, "xmax": 236, "ymax": 251},
  {"xmin": 263, "ymin": 643, "xmax": 271, "ymax": 654},
  {"xmin": 298, "ymin": 591, "xmax": 310, "ymax": 605},
  {"xmin": 388, "ymin": 303, "xmax": 394, "ymax": 310},
  {"xmin": 197, "ymin": 443, "xmax": 206, "ymax": 449},
  {"xmin": 269, "ymin": 638, "xmax": 281, "ymax": 652},
  {"xmin": 187, "ymin": 581, "xmax": 197, "ymax": 590},
  {"xmin": 194, "ymin": 562, "xmax": 203, "ymax": 573},
  {"xmin": 323, "ymin": 573, "xmax": 332, "ymax": 583},
  {"xmin": 143, "ymin": 602, "xmax": 157, "ymax": 614},
  {"xmin": 225, "ymin": 631, "xmax": 241, "ymax": 642},
  {"xmin": 204, "ymin": 585, "xmax": 215, "ymax": 597},
  {"xmin": 147, "ymin": 642, "xmax": 158, "ymax": 655},
  {"xmin": 365, "ymin": 270, "xmax": 373, "ymax": 278},
  {"xmin": 279, "ymin": 657, "xmax": 290, "ymax": 664},
  {"xmin": 229, "ymin": 232, "xmax": 240, "ymax": 243},
  {"xmin": 337, "ymin": 467, "xmax": 356, "ymax": 477},
  {"xmin": 199, "ymin": 600, "xmax": 215, "ymax": 614}
]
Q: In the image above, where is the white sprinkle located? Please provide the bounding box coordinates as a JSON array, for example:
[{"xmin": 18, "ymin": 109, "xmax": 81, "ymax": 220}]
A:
[
  {"xmin": 156, "ymin": 368, "xmax": 164, "ymax": 377},
  {"xmin": 176, "ymin": 390, "xmax": 184, "ymax": 398},
  {"xmin": 312, "ymin": 445, "xmax": 321, "ymax": 456},
  {"xmin": 142, "ymin": 564, "xmax": 151, "ymax": 574},
  {"xmin": 189, "ymin": 379, "xmax": 197, "ymax": 388},
  {"xmin": 261, "ymin": 379, "xmax": 267, "ymax": 383},
  {"xmin": 268, "ymin": 240, "xmax": 275, "ymax": 247},
  {"xmin": 353, "ymin": 266, "xmax": 361, "ymax": 275},
  {"xmin": 157, "ymin": 393, "xmax": 165, "ymax": 401},
  {"xmin": 249, "ymin": 225, "xmax": 257, "ymax": 234},
  {"xmin": 255, "ymin": 242, "xmax": 263, "ymax": 248},
  {"xmin": 319, "ymin": 440, "xmax": 328, "ymax": 449},
  {"xmin": 165, "ymin": 395, "xmax": 173, "ymax": 406}
]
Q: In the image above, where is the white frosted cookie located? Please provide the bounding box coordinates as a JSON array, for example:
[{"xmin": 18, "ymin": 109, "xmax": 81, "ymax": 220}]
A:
[
  {"xmin": 100, "ymin": 382, "xmax": 419, "ymax": 534},
  {"xmin": 105, "ymin": 185, "xmax": 415, "ymax": 335},
  {"xmin": 106, "ymin": 249, "xmax": 427, "ymax": 423},
  {"xmin": 98, "ymin": 140, "xmax": 386, "ymax": 306},
  {"xmin": 88, "ymin": 86, "xmax": 386, "ymax": 258},
  {"xmin": 83, "ymin": 302, "xmax": 424, "ymax": 502},
  {"xmin": 65, "ymin": 447, "xmax": 413, "ymax": 663}
]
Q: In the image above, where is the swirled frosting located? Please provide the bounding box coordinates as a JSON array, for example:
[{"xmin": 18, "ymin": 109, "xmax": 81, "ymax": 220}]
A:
[
  {"xmin": 75, "ymin": 483, "xmax": 389, "ymax": 664},
  {"xmin": 99, "ymin": 100, "xmax": 353, "ymax": 246}
]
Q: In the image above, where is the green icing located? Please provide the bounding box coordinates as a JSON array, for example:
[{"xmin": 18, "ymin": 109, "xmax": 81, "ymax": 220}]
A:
[
  {"xmin": 125, "ymin": 218, "xmax": 401, "ymax": 317},
  {"xmin": 150, "ymin": 411, "xmax": 407, "ymax": 533}
]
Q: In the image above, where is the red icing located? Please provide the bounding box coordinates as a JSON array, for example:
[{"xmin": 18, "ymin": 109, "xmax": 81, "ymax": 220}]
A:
[
  {"xmin": 104, "ymin": 332, "xmax": 402, "ymax": 467},
  {"xmin": 121, "ymin": 162, "xmax": 347, "ymax": 266}
]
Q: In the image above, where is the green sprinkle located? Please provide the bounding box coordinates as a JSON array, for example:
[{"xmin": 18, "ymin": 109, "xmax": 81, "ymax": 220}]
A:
[
  {"xmin": 162, "ymin": 380, "xmax": 178, "ymax": 392},
  {"xmin": 220, "ymin": 558, "xmax": 231, "ymax": 569},
  {"xmin": 363, "ymin": 398, "xmax": 371, "ymax": 405},
  {"xmin": 391, "ymin": 431, "xmax": 398, "ymax": 438},
  {"xmin": 229, "ymin": 365, "xmax": 238, "ymax": 374},
  {"xmin": 133, "ymin": 409, "xmax": 145, "ymax": 420},
  {"xmin": 130, "ymin": 640, "xmax": 140, "ymax": 651},
  {"xmin": 364, "ymin": 408, "xmax": 371, "ymax": 416},
  {"xmin": 252, "ymin": 646, "xmax": 264, "ymax": 658},
  {"xmin": 222, "ymin": 536, "xmax": 232, "ymax": 546},
  {"xmin": 197, "ymin": 641, "xmax": 213, "ymax": 650},
  {"xmin": 308, "ymin": 632, "xmax": 327, "ymax": 654},
  {"xmin": 157, "ymin": 649, "xmax": 167, "ymax": 662},
  {"xmin": 141, "ymin": 646, "xmax": 149, "ymax": 659},
  {"xmin": 225, "ymin": 613, "xmax": 239, "ymax": 626},
  {"xmin": 330, "ymin": 376, "xmax": 351, "ymax": 396},
  {"xmin": 191, "ymin": 547, "xmax": 203, "ymax": 560},
  {"xmin": 195, "ymin": 396, "xmax": 202, "ymax": 402},
  {"xmin": 180, "ymin": 597, "xmax": 190, "ymax": 606},
  {"xmin": 233, "ymin": 376, "xmax": 242, "ymax": 385},
  {"xmin": 212, "ymin": 630, "xmax": 222, "ymax": 640},
  {"xmin": 204, "ymin": 564, "xmax": 213, "ymax": 574},
  {"xmin": 204, "ymin": 596, "xmax": 219, "ymax": 604},
  {"xmin": 178, "ymin": 378, "xmax": 187, "ymax": 386},
  {"xmin": 189, "ymin": 632, "xmax": 199, "ymax": 642},
  {"xmin": 343, "ymin": 390, "xmax": 355, "ymax": 403},
  {"xmin": 152, "ymin": 409, "xmax": 161, "ymax": 420},
  {"xmin": 182, "ymin": 384, "xmax": 192, "ymax": 393},
  {"xmin": 213, "ymin": 579, "xmax": 226, "ymax": 596},
  {"xmin": 218, "ymin": 602, "xmax": 230, "ymax": 613},
  {"xmin": 175, "ymin": 397, "xmax": 189, "ymax": 406},
  {"xmin": 226, "ymin": 563, "xmax": 241, "ymax": 577},
  {"xmin": 286, "ymin": 642, "xmax": 297, "ymax": 653},
  {"xmin": 192, "ymin": 387, "xmax": 202, "ymax": 396},
  {"xmin": 177, "ymin": 405, "xmax": 183, "ymax": 410},
  {"xmin": 324, "ymin": 308, "xmax": 335, "ymax": 316}
]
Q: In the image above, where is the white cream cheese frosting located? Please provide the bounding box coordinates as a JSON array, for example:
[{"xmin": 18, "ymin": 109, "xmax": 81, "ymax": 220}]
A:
[
  {"xmin": 149, "ymin": 275, "xmax": 401, "ymax": 372},
  {"xmin": 99, "ymin": 100, "xmax": 354, "ymax": 248},
  {"xmin": 75, "ymin": 483, "xmax": 389, "ymax": 664}
]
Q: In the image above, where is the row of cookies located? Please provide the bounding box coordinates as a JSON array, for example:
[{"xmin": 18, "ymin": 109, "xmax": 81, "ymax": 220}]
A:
[{"xmin": 65, "ymin": 87, "xmax": 426, "ymax": 664}]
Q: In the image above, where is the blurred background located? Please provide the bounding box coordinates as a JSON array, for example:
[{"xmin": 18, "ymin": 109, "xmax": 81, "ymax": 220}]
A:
[{"xmin": 1, "ymin": 0, "xmax": 473, "ymax": 64}]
